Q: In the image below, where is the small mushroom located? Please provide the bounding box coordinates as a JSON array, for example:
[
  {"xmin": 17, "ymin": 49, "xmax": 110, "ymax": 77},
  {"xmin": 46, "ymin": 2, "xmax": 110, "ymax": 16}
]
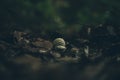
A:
[
  {"xmin": 53, "ymin": 38, "xmax": 66, "ymax": 46},
  {"xmin": 55, "ymin": 45, "xmax": 66, "ymax": 52},
  {"xmin": 53, "ymin": 38, "xmax": 66, "ymax": 52}
]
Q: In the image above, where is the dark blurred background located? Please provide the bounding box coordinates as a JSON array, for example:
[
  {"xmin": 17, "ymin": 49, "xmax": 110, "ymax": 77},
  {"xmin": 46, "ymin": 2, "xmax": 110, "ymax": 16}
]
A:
[{"xmin": 0, "ymin": 0, "xmax": 120, "ymax": 31}]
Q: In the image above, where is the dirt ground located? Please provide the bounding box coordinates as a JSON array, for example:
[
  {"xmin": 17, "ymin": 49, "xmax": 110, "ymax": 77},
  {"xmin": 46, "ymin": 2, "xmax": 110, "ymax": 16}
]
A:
[{"xmin": 0, "ymin": 29, "xmax": 120, "ymax": 80}]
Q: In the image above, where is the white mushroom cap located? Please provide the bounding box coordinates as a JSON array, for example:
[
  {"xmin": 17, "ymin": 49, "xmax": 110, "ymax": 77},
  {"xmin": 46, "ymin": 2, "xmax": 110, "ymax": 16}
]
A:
[
  {"xmin": 55, "ymin": 45, "xmax": 66, "ymax": 52},
  {"xmin": 53, "ymin": 38, "xmax": 66, "ymax": 46}
]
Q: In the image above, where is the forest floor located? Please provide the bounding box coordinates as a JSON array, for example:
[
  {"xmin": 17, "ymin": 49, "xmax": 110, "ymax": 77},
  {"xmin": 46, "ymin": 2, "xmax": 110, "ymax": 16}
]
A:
[{"xmin": 0, "ymin": 30, "xmax": 120, "ymax": 80}]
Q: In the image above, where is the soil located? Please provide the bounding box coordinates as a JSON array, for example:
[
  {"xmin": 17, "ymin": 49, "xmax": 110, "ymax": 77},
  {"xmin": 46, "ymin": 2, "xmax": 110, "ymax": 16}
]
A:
[{"xmin": 0, "ymin": 29, "xmax": 120, "ymax": 80}]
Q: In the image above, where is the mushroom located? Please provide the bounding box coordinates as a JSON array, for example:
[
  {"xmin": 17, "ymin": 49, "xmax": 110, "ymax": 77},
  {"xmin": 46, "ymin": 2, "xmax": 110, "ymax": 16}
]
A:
[
  {"xmin": 53, "ymin": 38, "xmax": 66, "ymax": 52},
  {"xmin": 53, "ymin": 38, "xmax": 66, "ymax": 46}
]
